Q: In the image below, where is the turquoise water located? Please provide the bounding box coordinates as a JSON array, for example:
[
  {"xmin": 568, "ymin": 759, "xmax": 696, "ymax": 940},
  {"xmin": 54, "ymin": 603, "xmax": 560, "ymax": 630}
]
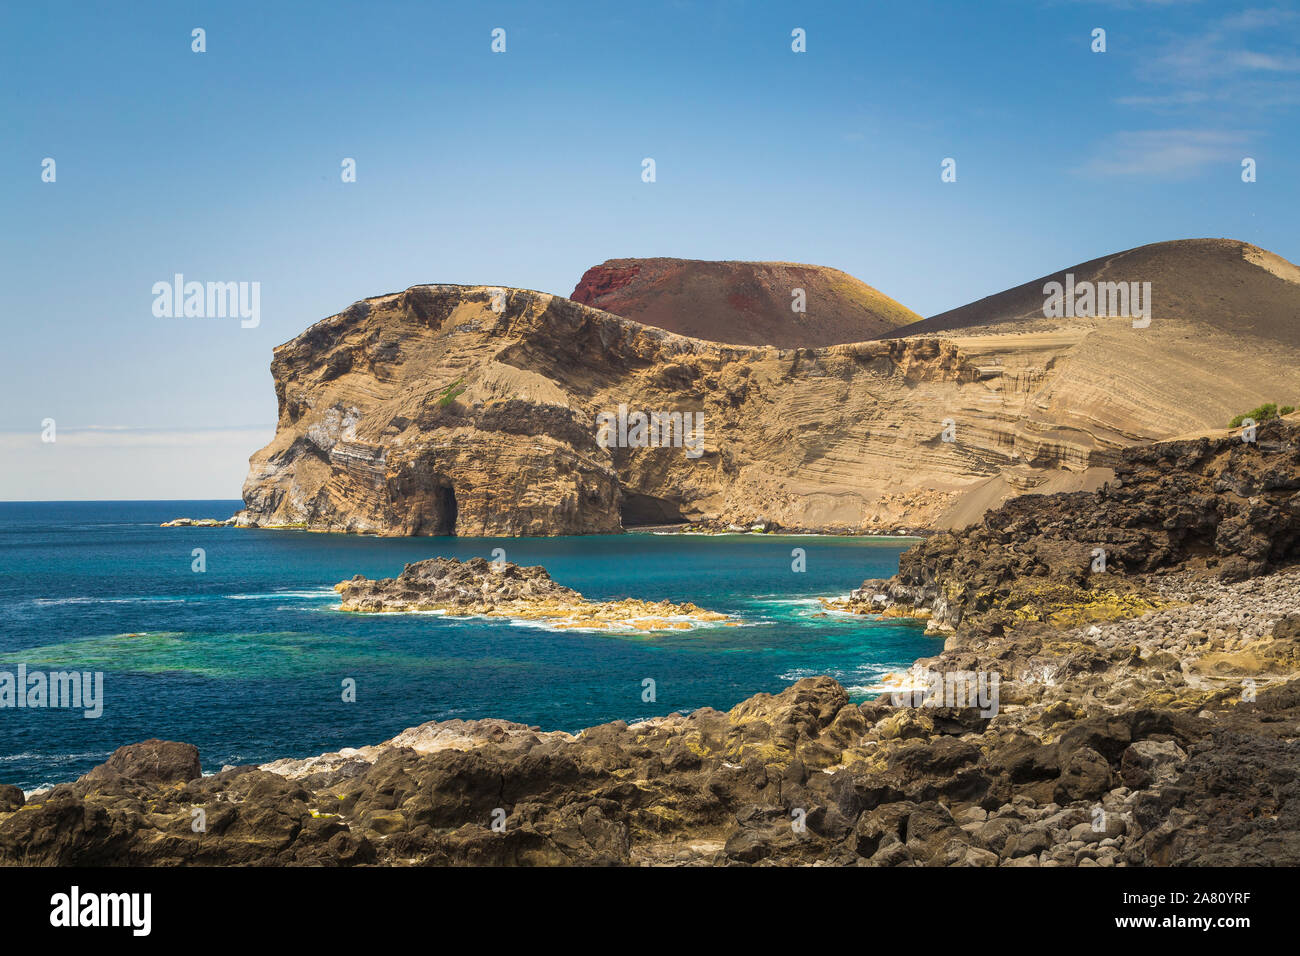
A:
[{"xmin": 0, "ymin": 501, "xmax": 938, "ymax": 791}]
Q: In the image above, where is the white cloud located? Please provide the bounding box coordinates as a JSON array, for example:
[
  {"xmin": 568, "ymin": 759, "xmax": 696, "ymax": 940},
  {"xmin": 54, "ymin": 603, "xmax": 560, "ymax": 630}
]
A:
[
  {"xmin": 1218, "ymin": 7, "xmax": 1299, "ymax": 31},
  {"xmin": 1074, "ymin": 128, "xmax": 1248, "ymax": 177},
  {"xmin": 1118, "ymin": 6, "xmax": 1300, "ymax": 114},
  {"xmin": 1115, "ymin": 91, "xmax": 1210, "ymax": 107}
]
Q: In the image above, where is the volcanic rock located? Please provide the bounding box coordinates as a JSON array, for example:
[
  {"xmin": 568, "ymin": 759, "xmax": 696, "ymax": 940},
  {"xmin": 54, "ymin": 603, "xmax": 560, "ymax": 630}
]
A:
[
  {"xmin": 838, "ymin": 418, "xmax": 1300, "ymax": 634},
  {"xmin": 78, "ymin": 740, "xmax": 202, "ymax": 786},
  {"xmin": 335, "ymin": 556, "xmax": 734, "ymax": 631}
]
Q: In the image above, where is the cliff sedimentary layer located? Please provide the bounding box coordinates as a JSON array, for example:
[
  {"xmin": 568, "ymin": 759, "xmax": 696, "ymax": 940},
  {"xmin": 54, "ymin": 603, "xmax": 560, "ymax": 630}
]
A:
[{"xmin": 236, "ymin": 240, "xmax": 1300, "ymax": 536}]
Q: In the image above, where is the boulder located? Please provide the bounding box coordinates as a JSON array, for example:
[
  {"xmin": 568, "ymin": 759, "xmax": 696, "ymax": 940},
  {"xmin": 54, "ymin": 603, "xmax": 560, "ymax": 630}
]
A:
[{"xmin": 79, "ymin": 740, "xmax": 202, "ymax": 786}]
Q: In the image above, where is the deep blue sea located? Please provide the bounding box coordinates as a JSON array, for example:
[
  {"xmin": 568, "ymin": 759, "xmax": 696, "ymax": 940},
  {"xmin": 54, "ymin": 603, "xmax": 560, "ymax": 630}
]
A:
[{"xmin": 0, "ymin": 501, "xmax": 938, "ymax": 791}]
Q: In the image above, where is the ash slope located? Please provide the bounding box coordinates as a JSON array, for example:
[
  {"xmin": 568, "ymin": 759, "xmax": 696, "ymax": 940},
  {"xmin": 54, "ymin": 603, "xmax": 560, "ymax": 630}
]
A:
[
  {"xmin": 571, "ymin": 258, "xmax": 921, "ymax": 347},
  {"xmin": 890, "ymin": 237, "xmax": 1300, "ymax": 340}
]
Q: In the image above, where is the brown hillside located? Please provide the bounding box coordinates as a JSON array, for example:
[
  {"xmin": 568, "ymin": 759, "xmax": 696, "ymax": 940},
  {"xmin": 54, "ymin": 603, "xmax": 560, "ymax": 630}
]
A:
[
  {"xmin": 571, "ymin": 258, "xmax": 920, "ymax": 347},
  {"xmin": 890, "ymin": 238, "xmax": 1300, "ymax": 342}
]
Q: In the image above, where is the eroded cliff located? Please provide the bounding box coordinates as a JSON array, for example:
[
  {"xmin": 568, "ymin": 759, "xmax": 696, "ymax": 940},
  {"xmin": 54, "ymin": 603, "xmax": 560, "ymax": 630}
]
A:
[{"xmin": 237, "ymin": 240, "xmax": 1300, "ymax": 536}]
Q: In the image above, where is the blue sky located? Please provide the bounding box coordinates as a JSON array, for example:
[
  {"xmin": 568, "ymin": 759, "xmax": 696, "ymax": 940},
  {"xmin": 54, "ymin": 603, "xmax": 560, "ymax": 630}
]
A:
[{"xmin": 3, "ymin": 0, "xmax": 1298, "ymax": 498}]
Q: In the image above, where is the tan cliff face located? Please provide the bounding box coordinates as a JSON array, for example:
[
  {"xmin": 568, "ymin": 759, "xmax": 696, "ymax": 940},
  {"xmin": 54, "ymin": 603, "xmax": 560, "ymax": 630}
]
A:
[{"xmin": 238, "ymin": 240, "xmax": 1300, "ymax": 536}]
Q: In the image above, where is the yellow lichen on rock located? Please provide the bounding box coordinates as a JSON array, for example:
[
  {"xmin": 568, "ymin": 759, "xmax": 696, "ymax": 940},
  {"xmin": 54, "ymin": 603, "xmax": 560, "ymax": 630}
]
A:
[{"xmin": 336, "ymin": 557, "xmax": 737, "ymax": 632}]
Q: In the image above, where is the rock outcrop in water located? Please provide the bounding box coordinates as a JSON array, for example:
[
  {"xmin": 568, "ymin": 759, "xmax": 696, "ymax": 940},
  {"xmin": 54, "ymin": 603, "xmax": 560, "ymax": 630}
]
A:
[
  {"xmin": 335, "ymin": 556, "xmax": 733, "ymax": 631},
  {"xmin": 234, "ymin": 239, "xmax": 1300, "ymax": 536}
]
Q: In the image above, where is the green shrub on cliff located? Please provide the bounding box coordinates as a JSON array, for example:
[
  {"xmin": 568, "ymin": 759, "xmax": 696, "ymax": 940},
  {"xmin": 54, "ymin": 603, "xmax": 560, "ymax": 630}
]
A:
[
  {"xmin": 437, "ymin": 377, "xmax": 467, "ymax": 408},
  {"xmin": 1229, "ymin": 403, "xmax": 1284, "ymax": 428}
]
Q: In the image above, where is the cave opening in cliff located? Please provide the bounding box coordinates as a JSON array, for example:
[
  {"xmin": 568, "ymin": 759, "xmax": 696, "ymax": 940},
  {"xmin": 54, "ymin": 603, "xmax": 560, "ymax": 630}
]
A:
[
  {"xmin": 620, "ymin": 491, "xmax": 684, "ymax": 527},
  {"xmin": 433, "ymin": 483, "xmax": 457, "ymax": 536}
]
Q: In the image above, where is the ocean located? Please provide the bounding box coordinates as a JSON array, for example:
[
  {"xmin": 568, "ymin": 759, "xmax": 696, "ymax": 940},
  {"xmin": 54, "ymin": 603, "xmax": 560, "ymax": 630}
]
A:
[{"xmin": 0, "ymin": 501, "xmax": 938, "ymax": 792}]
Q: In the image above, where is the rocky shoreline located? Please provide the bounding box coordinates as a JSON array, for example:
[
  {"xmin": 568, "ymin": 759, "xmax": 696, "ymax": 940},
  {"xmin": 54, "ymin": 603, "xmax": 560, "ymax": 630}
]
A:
[
  {"xmin": 162, "ymin": 515, "xmax": 930, "ymax": 538},
  {"xmin": 3, "ymin": 423, "xmax": 1298, "ymax": 866},
  {"xmin": 335, "ymin": 556, "xmax": 736, "ymax": 631},
  {"xmin": 3, "ymin": 613, "xmax": 1296, "ymax": 866}
]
